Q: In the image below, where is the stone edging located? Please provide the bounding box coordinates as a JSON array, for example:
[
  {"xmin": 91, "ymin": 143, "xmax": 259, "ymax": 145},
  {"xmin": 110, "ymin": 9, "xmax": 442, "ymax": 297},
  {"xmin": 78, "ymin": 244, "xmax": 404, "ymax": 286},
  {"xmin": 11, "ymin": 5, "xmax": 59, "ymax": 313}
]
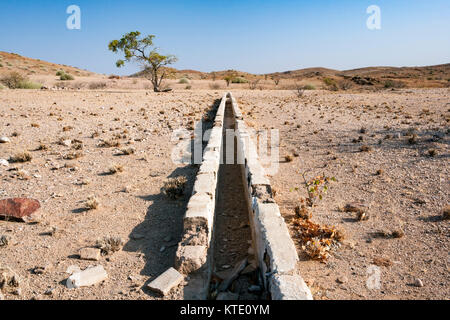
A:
[{"xmin": 229, "ymin": 93, "xmax": 313, "ymax": 300}]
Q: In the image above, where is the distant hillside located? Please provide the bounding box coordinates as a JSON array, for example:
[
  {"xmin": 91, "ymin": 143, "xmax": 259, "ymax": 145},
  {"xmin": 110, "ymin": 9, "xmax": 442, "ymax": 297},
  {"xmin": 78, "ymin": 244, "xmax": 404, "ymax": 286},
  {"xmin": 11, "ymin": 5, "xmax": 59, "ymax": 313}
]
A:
[
  {"xmin": 132, "ymin": 63, "xmax": 450, "ymax": 88},
  {"xmin": 0, "ymin": 51, "xmax": 96, "ymax": 77},
  {"xmin": 1, "ymin": 51, "xmax": 448, "ymax": 89}
]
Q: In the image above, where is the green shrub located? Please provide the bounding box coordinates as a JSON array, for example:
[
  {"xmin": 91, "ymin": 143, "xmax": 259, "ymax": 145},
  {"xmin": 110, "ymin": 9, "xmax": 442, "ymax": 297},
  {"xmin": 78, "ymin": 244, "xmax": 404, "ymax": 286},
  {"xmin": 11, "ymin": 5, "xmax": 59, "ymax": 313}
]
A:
[
  {"xmin": 185, "ymin": 85, "xmax": 192, "ymax": 90},
  {"xmin": 60, "ymin": 73, "xmax": 74, "ymax": 81},
  {"xmin": 384, "ymin": 80, "xmax": 406, "ymax": 89},
  {"xmin": 17, "ymin": 81, "xmax": 42, "ymax": 89},
  {"xmin": 0, "ymin": 63, "xmax": 3, "ymax": 68},
  {"xmin": 232, "ymin": 77, "xmax": 248, "ymax": 84},
  {"xmin": 303, "ymin": 84, "xmax": 315, "ymax": 90},
  {"xmin": 0, "ymin": 72, "xmax": 42, "ymax": 89},
  {"xmin": 178, "ymin": 78, "xmax": 189, "ymax": 84},
  {"xmin": 56, "ymin": 70, "xmax": 65, "ymax": 76},
  {"xmin": 0, "ymin": 84, "xmax": 4, "ymax": 90},
  {"xmin": 1, "ymin": 72, "xmax": 25, "ymax": 88},
  {"xmin": 323, "ymin": 77, "xmax": 336, "ymax": 86}
]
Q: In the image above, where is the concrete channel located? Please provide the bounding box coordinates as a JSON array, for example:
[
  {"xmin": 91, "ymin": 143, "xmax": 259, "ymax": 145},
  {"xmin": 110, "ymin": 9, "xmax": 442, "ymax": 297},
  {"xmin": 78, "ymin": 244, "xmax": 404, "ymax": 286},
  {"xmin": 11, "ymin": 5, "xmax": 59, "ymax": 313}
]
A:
[{"xmin": 174, "ymin": 93, "xmax": 313, "ymax": 300}]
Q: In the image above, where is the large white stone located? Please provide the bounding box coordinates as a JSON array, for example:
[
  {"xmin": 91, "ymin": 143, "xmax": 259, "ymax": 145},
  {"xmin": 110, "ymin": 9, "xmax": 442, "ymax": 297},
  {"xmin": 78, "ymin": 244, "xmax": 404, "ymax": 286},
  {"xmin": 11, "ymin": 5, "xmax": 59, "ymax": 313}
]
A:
[
  {"xmin": 175, "ymin": 245, "xmax": 207, "ymax": 274},
  {"xmin": 147, "ymin": 268, "xmax": 184, "ymax": 296},
  {"xmin": 66, "ymin": 265, "xmax": 108, "ymax": 289},
  {"xmin": 253, "ymin": 202, "xmax": 298, "ymax": 274},
  {"xmin": 270, "ymin": 274, "xmax": 313, "ymax": 300}
]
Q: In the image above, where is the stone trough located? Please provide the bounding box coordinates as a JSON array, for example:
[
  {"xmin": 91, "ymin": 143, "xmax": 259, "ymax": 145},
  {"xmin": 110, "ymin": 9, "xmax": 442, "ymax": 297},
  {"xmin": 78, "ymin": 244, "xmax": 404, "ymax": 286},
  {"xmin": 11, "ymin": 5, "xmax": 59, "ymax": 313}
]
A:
[{"xmin": 174, "ymin": 93, "xmax": 312, "ymax": 300}]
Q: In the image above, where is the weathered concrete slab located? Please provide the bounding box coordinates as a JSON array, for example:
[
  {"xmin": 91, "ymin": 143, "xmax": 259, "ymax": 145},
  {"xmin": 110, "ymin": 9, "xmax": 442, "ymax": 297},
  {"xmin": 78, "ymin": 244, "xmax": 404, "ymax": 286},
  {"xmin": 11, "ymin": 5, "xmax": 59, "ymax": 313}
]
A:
[
  {"xmin": 253, "ymin": 202, "xmax": 298, "ymax": 274},
  {"xmin": 192, "ymin": 173, "xmax": 216, "ymax": 197},
  {"xmin": 270, "ymin": 274, "xmax": 313, "ymax": 300},
  {"xmin": 66, "ymin": 265, "xmax": 108, "ymax": 289},
  {"xmin": 175, "ymin": 245, "xmax": 207, "ymax": 274},
  {"xmin": 147, "ymin": 268, "xmax": 184, "ymax": 296},
  {"xmin": 78, "ymin": 248, "xmax": 101, "ymax": 261}
]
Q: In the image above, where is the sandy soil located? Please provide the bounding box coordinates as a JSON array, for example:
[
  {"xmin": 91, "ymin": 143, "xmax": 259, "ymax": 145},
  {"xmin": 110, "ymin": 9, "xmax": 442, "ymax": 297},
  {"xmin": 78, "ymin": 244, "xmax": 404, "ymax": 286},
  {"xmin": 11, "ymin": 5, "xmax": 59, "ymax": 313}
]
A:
[
  {"xmin": 0, "ymin": 90, "xmax": 220, "ymax": 300},
  {"xmin": 0, "ymin": 87, "xmax": 448, "ymax": 300},
  {"xmin": 234, "ymin": 88, "xmax": 449, "ymax": 300}
]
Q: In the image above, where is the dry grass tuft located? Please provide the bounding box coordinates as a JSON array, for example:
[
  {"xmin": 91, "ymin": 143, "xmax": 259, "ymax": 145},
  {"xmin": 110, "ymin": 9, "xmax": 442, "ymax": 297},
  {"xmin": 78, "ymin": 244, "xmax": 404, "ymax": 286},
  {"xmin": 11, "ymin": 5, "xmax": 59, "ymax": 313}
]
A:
[
  {"xmin": 360, "ymin": 145, "xmax": 373, "ymax": 152},
  {"xmin": 96, "ymin": 237, "xmax": 124, "ymax": 255},
  {"xmin": 120, "ymin": 147, "xmax": 135, "ymax": 155},
  {"xmin": 85, "ymin": 196, "xmax": 100, "ymax": 210},
  {"xmin": 10, "ymin": 151, "xmax": 32, "ymax": 163},
  {"xmin": 163, "ymin": 176, "xmax": 187, "ymax": 200},
  {"xmin": 108, "ymin": 164, "xmax": 124, "ymax": 174}
]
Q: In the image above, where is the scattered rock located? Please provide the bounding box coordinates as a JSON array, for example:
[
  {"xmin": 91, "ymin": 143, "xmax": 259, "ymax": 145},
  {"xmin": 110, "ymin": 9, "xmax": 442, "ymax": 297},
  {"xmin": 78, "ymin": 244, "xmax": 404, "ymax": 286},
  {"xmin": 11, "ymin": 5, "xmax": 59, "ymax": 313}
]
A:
[
  {"xmin": 164, "ymin": 236, "xmax": 173, "ymax": 242},
  {"xmin": 413, "ymin": 278, "xmax": 424, "ymax": 287},
  {"xmin": 0, "ymin": 159, "xmax": 9, "ymax": 167},
  {"xmin": 147, "ymin": 267, "xmax": 184, "ymax": 296},
  {"xmin": 32, "ymin": 264, "xmax": 53, "ymax": 275},
  {"xmin": 0, "ymin": 137, "xmax": 10, "ymax": 144},
  {"xmin": 218, "ymin": 259, "xmax": 248, "ymax": 292},
  {"xmin": 44, "ymin": 288, "xmax": 55, "ymax": 296},
  {"xmin": 336, "ymin": 276, "xmax": 348, "ymax": 284},
  {"xmin": 79, "ymin": 248, "xmax": 102, "ymax": 261},
  {"xmin": 131, "ymin": 233, "xmax": 145, "ymax": 240},
  {"xmin": 0, "ymin": 198, "xmax": 41, "ymax": 222},
  {"xmin": 66, "ymin": 265, "xmax": 108, "ymax": 289},
  {"xmin": 248, "ymin": 285, "xmax": 262, "ymax": 293}
]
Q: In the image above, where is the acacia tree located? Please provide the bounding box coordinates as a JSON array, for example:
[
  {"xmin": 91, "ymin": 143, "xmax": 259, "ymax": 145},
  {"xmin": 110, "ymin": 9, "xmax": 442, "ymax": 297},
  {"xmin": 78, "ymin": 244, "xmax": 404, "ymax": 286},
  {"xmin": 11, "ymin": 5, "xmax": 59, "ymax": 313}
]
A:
[{"xmin": 108, "ymin": 31, "xmax": 177, "ymax": 92}]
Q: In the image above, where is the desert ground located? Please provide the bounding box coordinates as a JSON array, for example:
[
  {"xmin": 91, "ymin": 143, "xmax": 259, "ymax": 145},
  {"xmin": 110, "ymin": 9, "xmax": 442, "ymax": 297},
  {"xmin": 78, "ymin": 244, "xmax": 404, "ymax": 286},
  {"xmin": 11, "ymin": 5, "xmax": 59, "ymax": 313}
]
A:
[
  {"xmin": 1, "ymin": 85, "xmax": 448, "ymax": 300},
  {"xmin": 0, "ymin": 52, "xmax": 449, "ymax": 300}
]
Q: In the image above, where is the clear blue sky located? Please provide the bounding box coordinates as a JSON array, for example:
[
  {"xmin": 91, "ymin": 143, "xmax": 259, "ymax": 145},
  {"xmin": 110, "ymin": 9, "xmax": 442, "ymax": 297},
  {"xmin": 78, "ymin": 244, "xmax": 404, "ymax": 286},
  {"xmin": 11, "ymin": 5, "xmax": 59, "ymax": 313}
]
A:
[{"xmin": 0, "ymin": 0, "xmax": 449, "ymax": 75}]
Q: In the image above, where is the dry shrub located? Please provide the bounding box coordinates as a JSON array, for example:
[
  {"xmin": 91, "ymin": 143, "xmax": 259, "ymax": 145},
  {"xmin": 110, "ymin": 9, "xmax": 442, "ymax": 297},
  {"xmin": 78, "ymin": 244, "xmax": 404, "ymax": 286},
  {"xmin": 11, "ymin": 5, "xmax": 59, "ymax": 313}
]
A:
[
  {"xmin": 120, "ymin": 147, "xmax": 135, "ymax": 155},
  {"xmin": 163, "ymin": 176, "xmax": 187, "ymax": 200},
  {"xmin": 96, "ymin": 237, "xmax": 123, "ymax": 255},
  {"xmin": 10, "ymin": 151, "xmax": 32, "ymax": 163},
  {"xmin": 209, "ymin": 82, "xmax": 221, "ymax": 90},
  {"xmin": 89, "ymin": 82, "xmax": 107, "ymax": 90},
  {"xmin": 98, "ymin": 139, "xmax": 121, "ymax": 148},
  {"xmin": 293, "ymin": 218, "xmax": 344, "ymax": 262},
  {"xmin": 63, "ymin": 151, "xmax": 83, "ymax": 160},
  {"xmin": 108, "ymin": 164, "xmax": 124, "ymax": 174},
  {"xmin": 0, "ymin": 235, "xmax": 11, "ymax": 247},
  {"xmin": 85, "ymin": 196, "xmax": 99, "ymax": 210}
]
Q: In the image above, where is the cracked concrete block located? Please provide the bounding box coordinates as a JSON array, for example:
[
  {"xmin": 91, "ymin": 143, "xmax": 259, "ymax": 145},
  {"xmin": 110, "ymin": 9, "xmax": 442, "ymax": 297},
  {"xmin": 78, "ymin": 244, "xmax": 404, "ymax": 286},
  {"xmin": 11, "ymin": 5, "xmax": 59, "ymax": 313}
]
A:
[
  {"xmin": 66, "ymin": 265, "xmax": 108, "ymax": 289},
  {"xmin": 175, "ymin": 245, "xmax": 207, "ymax": 274},
  {"xmin": 199, "ymin": 160, "xmax": 219, "ymax": 176},
  {"xmin": 78, "ymin": 248, "xmax": 101, "ymax": 261},
  {"xmin": 270, "ymin": 274, "xmax": 313, "ymax": 300},
  {"xmin": 248, "ymin": 162, "xmax": 270, "ymax": 186},
  {"xmin": 193, "ymin": 172, "xmax": 216, "ymax": 197},
  {"xmin": 147, "ymin": 268, "xmax": 184, "ymax": 296},
  {"xmin": 185, "ymin": 194, "xmax": 212, "ymax": 229},
  {"xmin": 253, "ymin": 202, "xmax": 298, "ymax": 274}
]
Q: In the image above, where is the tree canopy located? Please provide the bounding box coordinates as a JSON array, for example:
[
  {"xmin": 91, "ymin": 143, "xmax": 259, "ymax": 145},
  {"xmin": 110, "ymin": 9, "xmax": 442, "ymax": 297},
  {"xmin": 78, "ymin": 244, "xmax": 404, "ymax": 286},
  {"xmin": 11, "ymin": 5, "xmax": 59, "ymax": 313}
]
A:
[{"xmin": 108, "ymin": 31, "xmax": 177, "ymax": 92}]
